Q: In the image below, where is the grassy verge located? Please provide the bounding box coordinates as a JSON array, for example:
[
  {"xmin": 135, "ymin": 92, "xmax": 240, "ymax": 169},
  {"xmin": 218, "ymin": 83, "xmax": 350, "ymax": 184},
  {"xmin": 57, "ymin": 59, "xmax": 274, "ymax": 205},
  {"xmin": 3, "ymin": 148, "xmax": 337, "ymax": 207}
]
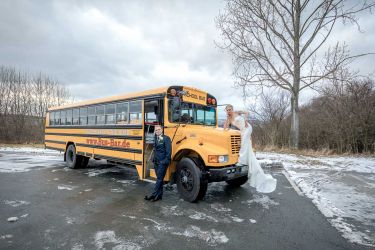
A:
[
  {"xmin": 0, "ymin": 143, "xmax": 45, "ymax": 148},
  {"xmin": 254, "ymin": 145, "xmax": 375, "ymax": 157}
]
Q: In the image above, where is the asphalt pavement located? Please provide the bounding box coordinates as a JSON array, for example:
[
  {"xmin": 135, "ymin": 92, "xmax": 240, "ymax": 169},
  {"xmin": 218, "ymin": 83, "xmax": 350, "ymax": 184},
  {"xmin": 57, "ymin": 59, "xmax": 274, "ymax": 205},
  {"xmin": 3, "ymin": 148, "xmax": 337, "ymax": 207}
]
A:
[{"xmin": 0, "ymin": 150, "xmax": 371, "ymax": 250}]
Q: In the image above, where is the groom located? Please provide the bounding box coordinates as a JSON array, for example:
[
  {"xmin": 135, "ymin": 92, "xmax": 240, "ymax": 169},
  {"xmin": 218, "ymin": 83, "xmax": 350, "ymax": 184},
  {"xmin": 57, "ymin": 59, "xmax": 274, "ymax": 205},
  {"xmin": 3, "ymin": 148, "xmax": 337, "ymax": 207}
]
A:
[{"xmin": 145, "ymin": 125, "xmax": 172, "ymax": 202}]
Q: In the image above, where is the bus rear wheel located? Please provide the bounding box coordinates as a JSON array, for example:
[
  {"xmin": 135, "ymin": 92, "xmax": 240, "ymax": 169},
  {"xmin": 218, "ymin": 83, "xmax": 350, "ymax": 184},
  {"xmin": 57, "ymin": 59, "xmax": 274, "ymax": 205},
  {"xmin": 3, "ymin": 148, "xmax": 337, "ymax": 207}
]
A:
[
  {"xmin": 176, "ymin": 157, "xmax": 207, "ymax": 202},
  {"xmin": 65, "ymin": 144, "xmax": 82, "ymax": 169}
]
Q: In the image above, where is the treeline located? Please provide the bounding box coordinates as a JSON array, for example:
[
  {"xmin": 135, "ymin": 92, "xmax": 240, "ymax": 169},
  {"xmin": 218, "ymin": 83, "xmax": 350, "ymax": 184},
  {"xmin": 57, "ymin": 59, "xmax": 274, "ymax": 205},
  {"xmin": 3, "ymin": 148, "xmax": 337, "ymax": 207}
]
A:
[
  {"xmin": 0, "ymin": 66, "xmax": 72, "ymax": 143},
  {"xmin": 251, "ymin": 78, "xmax": 375, "ymax": 154}
]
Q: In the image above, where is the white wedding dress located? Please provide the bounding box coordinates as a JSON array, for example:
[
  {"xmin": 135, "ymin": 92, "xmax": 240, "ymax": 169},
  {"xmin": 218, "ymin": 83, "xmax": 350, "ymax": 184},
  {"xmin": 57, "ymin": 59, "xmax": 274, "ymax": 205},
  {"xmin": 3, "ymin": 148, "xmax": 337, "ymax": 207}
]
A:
[{"xmin": 232, "ymin": 115, "xmax": 277, "ymax": 193}]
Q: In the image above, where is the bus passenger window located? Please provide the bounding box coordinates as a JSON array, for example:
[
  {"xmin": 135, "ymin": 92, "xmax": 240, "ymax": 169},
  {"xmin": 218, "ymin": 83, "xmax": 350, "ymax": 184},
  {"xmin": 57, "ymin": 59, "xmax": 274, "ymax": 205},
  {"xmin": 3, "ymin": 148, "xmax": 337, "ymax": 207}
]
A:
[
  {"xmin": 129, "ymin": 101, "xmax": 142, "ymax": 124},
  {"xmin": 73, "ymin": 108, "xmax": 79, "ymax": 125},
  {"xmin": 49, "ymin": 112, "xmax": 55, "ymax": 125},
  {"xmin": 96, "ymin": 106, "xmax": 105, "ymax": 125},
  {"xmin": 66, "ymin": 109, "xmax": 72, "ymax": 125},
  {"xmin": 87, "ymin": 106, "xmax": 96, "ymax": 125},
  {"xmin": 116, "ymin": 102, "xmax": 128, "ymax": 124},
  {"xmin": 60, "ymin": 110, "xmax": 66, "ymax": 125},
  {"xmin": 80, "ymin": 107, "xmax": 87, "ymax": 125},
  {"xmin": 54, "ymin": 111, "xmax": 61, "ymax": 125},
  {"xmin": 105, "ymin": 104, "xmax": 115, "ymax": 124}
]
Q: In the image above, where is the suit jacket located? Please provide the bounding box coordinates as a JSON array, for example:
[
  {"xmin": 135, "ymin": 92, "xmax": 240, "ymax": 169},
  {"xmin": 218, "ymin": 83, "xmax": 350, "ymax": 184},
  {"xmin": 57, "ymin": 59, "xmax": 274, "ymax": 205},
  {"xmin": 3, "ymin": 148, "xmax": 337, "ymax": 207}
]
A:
[{"xmin": 153, "ymin": 134, "xmax": 172, "ymax": 165}]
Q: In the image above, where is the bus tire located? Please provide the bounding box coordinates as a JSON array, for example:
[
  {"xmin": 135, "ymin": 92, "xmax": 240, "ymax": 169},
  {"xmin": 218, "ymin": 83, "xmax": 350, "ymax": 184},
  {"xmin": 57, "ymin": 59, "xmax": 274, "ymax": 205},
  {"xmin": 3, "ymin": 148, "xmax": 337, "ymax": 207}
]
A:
[
  {"xmin": 226, "ymin": 176, "xmax": 248, "ymax": 187},
  {"xmin": 65, "ymin": 144, "xmax": 82, "ymax": 169},
  {"xmin": 80, "ymin": 156, "xmax": 90, "ymax": 168},
  {"xmin": 176, "ymin": 157, "xmax": 207, "ymax": 202}
]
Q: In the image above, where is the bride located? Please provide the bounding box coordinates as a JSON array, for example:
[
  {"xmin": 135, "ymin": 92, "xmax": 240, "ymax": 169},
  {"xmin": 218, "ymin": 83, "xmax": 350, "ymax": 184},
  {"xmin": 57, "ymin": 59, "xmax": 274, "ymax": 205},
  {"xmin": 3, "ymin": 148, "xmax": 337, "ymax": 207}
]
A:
[{"xmin": 224, "ymin": 104, "xmax": 277, "ymax": 193}]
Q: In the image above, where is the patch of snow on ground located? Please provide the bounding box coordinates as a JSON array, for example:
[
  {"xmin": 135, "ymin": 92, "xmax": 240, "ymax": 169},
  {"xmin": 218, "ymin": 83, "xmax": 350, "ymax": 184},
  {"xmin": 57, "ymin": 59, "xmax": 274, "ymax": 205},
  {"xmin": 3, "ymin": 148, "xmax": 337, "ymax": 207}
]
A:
[
  {"xmin": 189, "ymin": 212, "xmax": 219, "ymax": 222},
  {"xmin": 244, "ymin": 194, "xmax": 279, "ymax": 209},
  {"xmin": 161, "ymin": 205, "xmax": 183, "ymax": 216},
  {"xmin": 172, "ymin": 225, "xmax": 229, "ymax": 246},
  {"xmin": 249, "ymin": 219, "xmax": 257, "ymax": 224},
  {"xmin": 110, "ymin": 188, "xmax": 124, "ymax": 193},
  {"xmin": 94, "ymin": 231, "xmax": 141, "ymax": 250},
  {"xmin": 258, "ymin": 151, "xmax": 375, "ymax": 246},
  {"xmin": 0, "ymin": 234, "xmax": 13, "ymax": 240},
  {"xmin": 7, "ymin": 217, "xmax": 18, "ymax": 222},
  {"xmin": 210, "ymin": 203, "xmax": 232, "ymax": 212},
  {"xmin": 231, "ymin": 216, "xmax": 244, "ymax": 222},
  {"xmin": 0, "ymin": 147, "xmax": 63, "ymax": 173},
  {"xmin": 117, "ymin": 180, "xmax": 136, "ymax": 185},
  {"xmin": 3, "ymin": 200, "xmax": 30, "ymax": 207},
  {"xmin": 58, "ymin": 185, "xmax": 76, "ymax": 191},
  {"xmin": 21, "ymin": 214, "xmax": 29, "ymax": 218},
  {"xmin": 87, "ymin": 167, "xmax": 122, "ymax": 177}
]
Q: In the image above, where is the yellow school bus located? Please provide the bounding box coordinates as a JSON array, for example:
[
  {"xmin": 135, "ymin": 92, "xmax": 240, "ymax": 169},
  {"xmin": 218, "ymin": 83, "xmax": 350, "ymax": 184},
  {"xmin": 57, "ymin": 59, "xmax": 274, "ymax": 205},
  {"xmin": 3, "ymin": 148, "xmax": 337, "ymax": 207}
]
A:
[{"xmin": 45, "ymin": 86, "xmax": 247, "ymax": 202}]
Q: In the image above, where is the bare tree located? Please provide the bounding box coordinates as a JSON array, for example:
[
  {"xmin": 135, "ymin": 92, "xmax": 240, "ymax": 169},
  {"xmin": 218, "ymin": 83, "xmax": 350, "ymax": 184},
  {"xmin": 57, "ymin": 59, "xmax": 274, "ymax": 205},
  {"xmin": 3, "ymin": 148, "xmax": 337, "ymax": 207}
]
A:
[
  {"xmin": 247, "ymin": 89, "xmax": 290, "ymax": 146},
  {"xmin": 0, "ymin": 65, "xmax": 73, "ymax": 143},
  {"xmin": 216, "ymin": 0, "xmax": 374, "ymax": 148}
]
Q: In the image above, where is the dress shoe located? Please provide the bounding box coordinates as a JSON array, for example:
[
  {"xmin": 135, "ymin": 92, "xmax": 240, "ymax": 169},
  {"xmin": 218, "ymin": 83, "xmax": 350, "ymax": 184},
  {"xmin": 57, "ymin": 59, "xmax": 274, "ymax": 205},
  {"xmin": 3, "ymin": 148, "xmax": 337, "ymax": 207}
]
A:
[
  {"xmin": 144, "ymin": 195, "xmax": 155, "ymax": 201},
  {"xmin": 151, "ymin": 196, "xmax": 162, "ymax": 202}
]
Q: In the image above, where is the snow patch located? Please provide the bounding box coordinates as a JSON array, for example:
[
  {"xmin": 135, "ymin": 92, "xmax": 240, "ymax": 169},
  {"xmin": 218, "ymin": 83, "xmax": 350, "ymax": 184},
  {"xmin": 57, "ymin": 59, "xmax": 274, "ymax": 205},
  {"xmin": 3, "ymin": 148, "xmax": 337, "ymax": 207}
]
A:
[
  {"xmin": 244, "ymin": 194, "xmax": 279, "ymax": 209},
  {"xmin": 210, "ymin": 203, "xmax": 232, "ymax": 212},
  {"xmin": 94, "ymin": 230, "xmax": 141, "ymax": 250},
  {"xmin": 3, "ymin": 200, "xmax": 30, "ymax": 207},
  {"xmin": 172, "ymin": 225, "xmax": 229, "ymax": 246},
  {"xmin": 117, "ymin": 180, "xmax": 136, "ymax": 185},
  {"xmin": 249, "ymin": 219, "xmax": 257, "ymax": 224},
  {"xmin": 0, "ymin": 234, "xmax": 13, "ymax": 240},
  {"xmin": 21, "ymin": 214, "xmax": 29, "ymax": 218},
  {"xmin": 110, "ymin": 188, "xmax": 124, "ymax": 193},
  {"xmin": 231, "ymin": 216, "xmax": 244, "ymax": 222},
  {"xmin": 7, "ymin": 217, "xmax": 18, "ymax": 222},
  {"xmin": 189, "ymin": 212, "xmax": 219, "ymax": 222},
  {"xmin": 58, "ymin": 185, "xmax": 76, "ymax": 191},
  {"xmin": 161, "ymin": 205, "xmax": 183, "ymax": 216}
]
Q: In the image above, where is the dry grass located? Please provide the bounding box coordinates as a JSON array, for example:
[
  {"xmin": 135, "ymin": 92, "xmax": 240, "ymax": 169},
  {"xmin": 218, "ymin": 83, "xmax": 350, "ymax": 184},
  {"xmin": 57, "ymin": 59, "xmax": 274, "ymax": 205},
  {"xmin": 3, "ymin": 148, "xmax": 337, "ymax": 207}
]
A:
[
  {"xmin": 0, "ymin": 143, "xmax": 45, "ymax": 148},
  {"xmin": 254, "ymin": 144, "xmax": 374, "ymax": 157}
]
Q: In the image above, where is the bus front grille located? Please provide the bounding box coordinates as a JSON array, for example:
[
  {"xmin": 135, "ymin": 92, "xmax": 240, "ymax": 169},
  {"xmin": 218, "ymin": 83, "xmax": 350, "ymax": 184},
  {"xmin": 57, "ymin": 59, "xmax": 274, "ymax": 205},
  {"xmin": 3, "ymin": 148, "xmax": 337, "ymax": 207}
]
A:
[{"xmin": 231, "ymin": 135, "xmax": 241, "ymax": 154}]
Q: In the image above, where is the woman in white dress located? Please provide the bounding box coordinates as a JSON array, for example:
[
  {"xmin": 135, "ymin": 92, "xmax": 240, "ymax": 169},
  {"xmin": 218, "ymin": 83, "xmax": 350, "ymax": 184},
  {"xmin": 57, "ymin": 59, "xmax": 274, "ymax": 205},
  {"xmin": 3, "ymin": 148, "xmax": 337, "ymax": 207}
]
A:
[{"xmin": 224, "ymin": 105, "xmax": 277, "ymax": 193}]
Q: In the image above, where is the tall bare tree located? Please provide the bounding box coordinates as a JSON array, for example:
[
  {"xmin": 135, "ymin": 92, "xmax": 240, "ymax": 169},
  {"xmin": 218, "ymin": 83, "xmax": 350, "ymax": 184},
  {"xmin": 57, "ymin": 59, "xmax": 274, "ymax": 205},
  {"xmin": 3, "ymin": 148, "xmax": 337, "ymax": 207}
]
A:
[{"xmin": 216, "ymin": 0, "xmax": 374, "ymax": 148}]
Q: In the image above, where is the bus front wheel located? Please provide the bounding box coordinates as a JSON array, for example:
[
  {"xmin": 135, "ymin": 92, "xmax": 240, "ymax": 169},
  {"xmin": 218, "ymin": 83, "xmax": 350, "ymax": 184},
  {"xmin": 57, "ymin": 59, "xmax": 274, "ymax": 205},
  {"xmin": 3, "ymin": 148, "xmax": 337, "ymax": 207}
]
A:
[
  {"xmin": 65, "ymin": 144, "xmax": 82, "ymax": 169},
  {"xmin": 176, "ymin": 158, "xmax": 207, "ymax": 202}
]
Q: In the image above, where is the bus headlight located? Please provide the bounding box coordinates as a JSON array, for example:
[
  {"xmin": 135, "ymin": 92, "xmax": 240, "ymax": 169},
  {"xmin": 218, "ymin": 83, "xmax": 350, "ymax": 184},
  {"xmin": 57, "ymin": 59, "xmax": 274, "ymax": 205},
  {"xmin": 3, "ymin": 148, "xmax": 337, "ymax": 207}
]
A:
[{"xmin": 208, "ymin": 155, "xmax": 228, "ymax": 163}]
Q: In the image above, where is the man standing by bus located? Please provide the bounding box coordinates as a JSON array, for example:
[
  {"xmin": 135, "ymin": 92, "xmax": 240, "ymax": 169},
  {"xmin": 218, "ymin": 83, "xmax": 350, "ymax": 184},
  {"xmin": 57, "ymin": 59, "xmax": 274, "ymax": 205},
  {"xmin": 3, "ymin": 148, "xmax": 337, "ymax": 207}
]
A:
[{"xmin": 145, "ymin": 125, "xmax": 172, "ymax": 202}]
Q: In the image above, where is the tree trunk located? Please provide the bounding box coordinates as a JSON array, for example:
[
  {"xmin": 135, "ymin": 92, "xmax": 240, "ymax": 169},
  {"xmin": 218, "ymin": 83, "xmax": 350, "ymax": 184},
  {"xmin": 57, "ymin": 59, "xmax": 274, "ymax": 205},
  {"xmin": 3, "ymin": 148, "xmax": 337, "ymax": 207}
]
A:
[
  {"xmin": 290, "ymin": 0, "xmax": 301, "ymax": 149},
  {"xmin": 290, "ymin": 94, "xmax": 299, "ymax": 148}
]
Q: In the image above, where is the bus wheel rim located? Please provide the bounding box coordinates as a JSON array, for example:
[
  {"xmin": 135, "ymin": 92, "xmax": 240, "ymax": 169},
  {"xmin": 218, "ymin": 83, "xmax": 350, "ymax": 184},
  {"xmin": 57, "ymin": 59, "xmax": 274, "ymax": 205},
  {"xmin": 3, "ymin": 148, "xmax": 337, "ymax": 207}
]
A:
[{"xmin": 180, "ymin": 168, "xmax": 194, "ymax": 191}]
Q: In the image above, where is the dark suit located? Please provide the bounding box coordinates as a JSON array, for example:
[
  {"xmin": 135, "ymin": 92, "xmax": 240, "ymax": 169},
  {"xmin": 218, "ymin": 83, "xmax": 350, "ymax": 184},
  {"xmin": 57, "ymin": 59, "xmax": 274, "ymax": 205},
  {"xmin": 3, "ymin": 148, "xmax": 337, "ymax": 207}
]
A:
[{"xmin": 152, "ymin": 134, "xmax": 172, "ymax": 198}]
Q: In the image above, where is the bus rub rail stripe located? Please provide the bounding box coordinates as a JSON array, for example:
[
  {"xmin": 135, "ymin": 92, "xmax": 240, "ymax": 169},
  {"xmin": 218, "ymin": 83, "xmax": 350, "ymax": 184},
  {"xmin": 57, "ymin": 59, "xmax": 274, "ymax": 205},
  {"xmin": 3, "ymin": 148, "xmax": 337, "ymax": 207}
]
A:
[
  {"xmin": 45, "ymin": 133, "xmax": 142, "ymax": 140},
  {"xmin": 45, "ymin": 139, "xmax": 142, "ymax": 154}
]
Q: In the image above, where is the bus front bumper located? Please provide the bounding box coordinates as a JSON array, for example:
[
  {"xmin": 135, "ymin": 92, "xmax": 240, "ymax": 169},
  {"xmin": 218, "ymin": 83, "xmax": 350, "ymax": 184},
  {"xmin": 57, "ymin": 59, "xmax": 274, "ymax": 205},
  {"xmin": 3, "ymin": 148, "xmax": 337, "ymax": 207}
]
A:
[{"xmin": 207, "ymin": 165, "xmax": 248, "ymax": 182}]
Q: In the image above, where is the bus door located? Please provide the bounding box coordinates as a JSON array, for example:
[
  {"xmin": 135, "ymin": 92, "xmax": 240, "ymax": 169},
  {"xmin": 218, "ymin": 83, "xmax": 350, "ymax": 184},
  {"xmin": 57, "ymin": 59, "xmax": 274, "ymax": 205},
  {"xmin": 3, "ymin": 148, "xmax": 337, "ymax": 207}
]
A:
[{"xmin": 143, "ymin": 98, "xmax": 164, "ymax": 180}]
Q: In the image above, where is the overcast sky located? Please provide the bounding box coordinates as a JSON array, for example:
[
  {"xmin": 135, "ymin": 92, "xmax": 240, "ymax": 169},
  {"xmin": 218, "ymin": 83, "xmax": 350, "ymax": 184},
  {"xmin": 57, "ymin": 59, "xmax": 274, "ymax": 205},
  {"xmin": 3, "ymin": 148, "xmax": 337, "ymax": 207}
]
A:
[{"xmin": 1, "ymin": 0, "xmax": 374, "ymax": 118}]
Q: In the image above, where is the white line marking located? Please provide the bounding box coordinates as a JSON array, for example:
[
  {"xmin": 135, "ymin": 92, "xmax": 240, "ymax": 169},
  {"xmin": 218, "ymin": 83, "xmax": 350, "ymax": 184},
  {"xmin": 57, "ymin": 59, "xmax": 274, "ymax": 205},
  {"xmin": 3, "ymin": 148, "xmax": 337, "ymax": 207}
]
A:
[
  {"xmin": 347, "ymin": 174, "xmax": 375, "ymax": 188},
  {"xmin": 282, "ymin": 170, "xmax": 304, "ymax": 196}
]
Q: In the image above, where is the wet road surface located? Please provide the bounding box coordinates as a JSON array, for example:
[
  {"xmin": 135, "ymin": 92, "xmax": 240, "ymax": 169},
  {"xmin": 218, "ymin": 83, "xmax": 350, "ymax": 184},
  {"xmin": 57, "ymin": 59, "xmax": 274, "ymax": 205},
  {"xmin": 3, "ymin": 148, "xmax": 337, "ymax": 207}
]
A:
[{"xmin": 0, "ymin": 149, "xmax": 371, "ymax": 249}]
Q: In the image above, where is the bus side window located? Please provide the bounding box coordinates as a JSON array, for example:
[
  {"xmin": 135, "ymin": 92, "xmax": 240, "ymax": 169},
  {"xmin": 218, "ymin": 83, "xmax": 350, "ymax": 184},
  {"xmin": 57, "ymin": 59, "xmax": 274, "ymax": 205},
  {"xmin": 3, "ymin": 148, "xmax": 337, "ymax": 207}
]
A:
[
  {"xmin": 54, "ymin": 111, "xmax": 61, "ymax": 125},
  {"xmin": 129, "ymin": 101, "xmax": 142, "ymax": 124},
  {"xmin": 105, "ymin": 104, "xmax": 116, "ymax": 124},
  {"xmin": 73, "ymin": 108, "xmax": 79, "ymax": 125},
  {"xmin": 96, "ymin": 105, "xmax": 105, "ymax": 125},
  {"xmin": 66, "ymin": 109, "xmax": 72, "ymax": 125},
  {"xmin": 60, "ymin": 110, "xmax": 66, "ymax": 125},
  {"xmin": 49, "ymin": 112, "xmax": 55, "ymax": 126},
  {"xmin": 80, "ymin": 107, "xmax": 87, "ymax": 125},
  {"xmin": 87, "ymin": 106, "xmax": 96, "ymax": 125},
  {"xmin": 116, "ymin": 102, "xmax": 128, "ymax": 124}
]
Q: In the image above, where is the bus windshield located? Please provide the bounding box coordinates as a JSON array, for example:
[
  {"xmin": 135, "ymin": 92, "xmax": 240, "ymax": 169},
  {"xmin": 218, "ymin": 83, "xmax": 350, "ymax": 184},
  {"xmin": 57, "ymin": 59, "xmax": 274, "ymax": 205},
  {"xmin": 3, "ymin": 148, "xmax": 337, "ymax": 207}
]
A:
[{"xmin": 169, "ymin": 100, "xmax": 216, "ymax": 126}]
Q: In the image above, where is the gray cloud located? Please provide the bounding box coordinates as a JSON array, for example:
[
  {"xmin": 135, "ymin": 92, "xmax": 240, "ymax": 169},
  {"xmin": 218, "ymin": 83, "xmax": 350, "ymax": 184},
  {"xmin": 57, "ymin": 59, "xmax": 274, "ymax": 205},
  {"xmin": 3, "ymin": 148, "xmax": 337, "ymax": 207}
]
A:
[{"xmin": 0, "ymin": 0, "xmax": 373, "ymax": 116}]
